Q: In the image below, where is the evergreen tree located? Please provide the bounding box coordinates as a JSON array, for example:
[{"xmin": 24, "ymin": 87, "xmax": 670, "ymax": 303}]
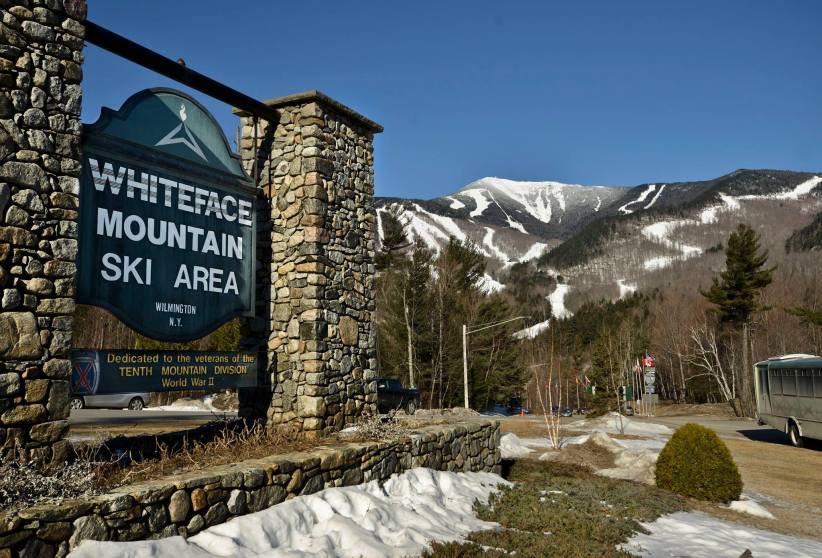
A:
[
  {"xmin": 700, "ymin": 224, "xmax": 774, "ymax": 324},
  {"xmin": 375, "ymin": 205, "xmax": 411, "ymax": 271},
  {"xmin": 700, "ymin": 223, "xmax": 774, "ymax": 416},
  {"xmin": 787, "ymin": 306, "xmax": 822, "ymax": 327}
]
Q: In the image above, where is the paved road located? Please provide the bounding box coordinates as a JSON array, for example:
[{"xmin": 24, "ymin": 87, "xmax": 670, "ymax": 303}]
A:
[
  {"xmin": 68, "ymin": 409, "xmax": 237, "ymax": 441},
  {"xmin": 628, "ymin": 415, "xmax": 793, "ymax": 445},
  {"xmin": 70, "ymin": 409, "xmax": 236, "ymax": 425}
]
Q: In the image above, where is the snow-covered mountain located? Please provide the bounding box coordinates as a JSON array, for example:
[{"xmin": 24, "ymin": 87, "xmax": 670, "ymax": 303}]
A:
[
  {"xmin": 377, "ymin": 169, "xmax": 822, "ymax": 334},
  {"xmin": 376, "ymin": 177, "xmax": 624, "ymax": 267}
]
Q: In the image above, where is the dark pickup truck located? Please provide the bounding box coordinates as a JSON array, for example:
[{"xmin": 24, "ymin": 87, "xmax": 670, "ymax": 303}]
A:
[{"xmin": 376, "ymin": 377, "xmax": 420, "ymax": 414}]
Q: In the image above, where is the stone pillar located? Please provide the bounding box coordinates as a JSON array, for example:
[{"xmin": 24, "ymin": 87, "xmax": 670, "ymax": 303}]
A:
[
  {"xmin": 238, "ymin": 91, "xmax": 381, "ymax": 435},
  {"xmin": 0, "ymin": 1, "xmax": 85, "ymax": 465}
]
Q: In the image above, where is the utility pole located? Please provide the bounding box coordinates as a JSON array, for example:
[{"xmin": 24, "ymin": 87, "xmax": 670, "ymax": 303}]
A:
[{"xmin": 462, "ymin": 316, "xmax": 528, "ymax": 409}]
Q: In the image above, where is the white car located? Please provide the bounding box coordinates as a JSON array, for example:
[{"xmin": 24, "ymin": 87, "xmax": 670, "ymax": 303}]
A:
[{"xmin": 69, "ymin": 392, "xmax": 150, "ymax": 411}]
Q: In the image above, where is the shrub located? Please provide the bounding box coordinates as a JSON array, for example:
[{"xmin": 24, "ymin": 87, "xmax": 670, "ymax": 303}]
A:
[{"xmin": 655, "ymin": 423, "xmax": 742, "ymax": 502}]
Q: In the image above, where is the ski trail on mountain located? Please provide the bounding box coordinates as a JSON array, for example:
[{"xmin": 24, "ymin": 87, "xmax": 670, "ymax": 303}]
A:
[
  {"xmin": 640, "ymin": 176, "xmax": 822, "ymax": 271},
  {"xmin": 619, "ymin": 184, "xmax": 657, "ymax": 214},
  {"xmin": 485, "ymin": 190, "xmax": 527, "ymax": 234}
]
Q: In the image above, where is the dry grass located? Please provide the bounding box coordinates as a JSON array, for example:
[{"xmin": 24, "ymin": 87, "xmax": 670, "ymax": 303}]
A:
[
  {"xmin": 653, "ymin": 402, "xmax": 737, "ymax": 418},
  {"xmin": 717, "ymin": 437, "xmax": 822, "ymax": 542},
  {"xmin": 93, "ymin": 422, "xmax": 329, "ymax": 489}
]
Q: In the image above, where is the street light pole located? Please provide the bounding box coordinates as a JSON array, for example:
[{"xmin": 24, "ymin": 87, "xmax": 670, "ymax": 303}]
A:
[
  {"xmin": 462, "ymin": 316, "xmax": 529, "ymax": 409},
  {"xmin": 463, "ymin": 324, "xmax": 469, "ymax": 409}
]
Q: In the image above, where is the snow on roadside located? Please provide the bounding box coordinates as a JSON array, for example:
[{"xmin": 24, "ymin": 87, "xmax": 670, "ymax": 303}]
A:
[
  {"xmin": 621, "ymin": 511, "xmax": 822, "ymax": 558},
  {"xmin": 144, "ymin": 396, "xmax": 226, "ymax": 413},
  {"xmin": 71, "ymin": 469, "xmax": 510, "ymax": 558},
  {"xmin": 567, "ymin": 412, "xmax": 672, "ymax": 437}
]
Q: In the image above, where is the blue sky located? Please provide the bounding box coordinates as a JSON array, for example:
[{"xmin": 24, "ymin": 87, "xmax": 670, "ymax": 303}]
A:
[{"xmin": 82, "ymin": 0, "xmax": 821, "ymax": 198}]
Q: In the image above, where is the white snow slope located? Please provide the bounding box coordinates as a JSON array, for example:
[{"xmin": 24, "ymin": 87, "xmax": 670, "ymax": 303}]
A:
[
  {"xmin": 71, "ymin": 469, "xmax": 509, "ymax": 558},
  {"xmin": 639, "ymin": 176, "xmax": 822, "ymax": 271},
  {"xmin": 458, "ymin": 177, "xmax": 610, "ymax": 224},
  {"xmin": 622, "ymin": 511, "xmax": 822, "ymax": 558}
]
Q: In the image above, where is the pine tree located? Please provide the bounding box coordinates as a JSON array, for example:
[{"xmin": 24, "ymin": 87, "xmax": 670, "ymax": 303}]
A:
[
  {"xmin": 700, "ymin": 223, "xmax": 774, "ymax": 415},
  {"xmin": 787, "ymin": 306, "xmax": 822, "ymax": 327},
  {"xmin": 375, "ymin": 205, "xmax": 411, "ymax": 271},
  {"xmin": 700, "ymin": 224, "xmax": 774, "ymax": 324}
]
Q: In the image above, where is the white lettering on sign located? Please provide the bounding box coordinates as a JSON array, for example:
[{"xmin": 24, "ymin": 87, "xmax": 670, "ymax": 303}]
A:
[
  {"xmin": 100, "ymin": 253, "xmax": 152, "ymax": 285},
  {"xmin": 95, "ymin": 208, "xmax": 243, "ymax": 260},
  {"xmin": 173, "ymin": 264, "xmax": 239, "ymax": 295},
  {"xmin": 88, "ymin": 158, "xmax": 254, "ymax": 226}
]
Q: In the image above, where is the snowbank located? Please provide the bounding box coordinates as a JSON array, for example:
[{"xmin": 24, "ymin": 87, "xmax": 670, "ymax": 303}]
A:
[
  {"xmin": 70, "ymin": 468, "xmax": 510, "ymax": 558},
  {"xmin": 728, "ymin": 496, "xmax": 775, "ymax": 520},
  {"xmin": 567, "ymin": 412, "xmax": 672, "ymax": 437},
  {"xmin": 557, "ymin": 431, "xmax": 660, "ymax": 484},
  {"xmin": 621, "ymin": 511, "xmax": 822, "ymax": 557},
  {"xmin": 499, "ymin": 433, "xmax": 558, "ymax": 458},
  {"xmin": 144, "ymin": 395, "xmax": 226, "ymax": 413}
]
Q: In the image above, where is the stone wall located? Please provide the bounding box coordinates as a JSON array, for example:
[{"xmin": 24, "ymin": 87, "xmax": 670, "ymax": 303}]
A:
[
  {"xmin": 0, "ymin": 1, "xmax": 84, "ymax": 465},
  {"xmin": 237, "ymin": 91, "xmax": 382, "ymax": 435},
  {"xmin": 0, "ymin": 419, "xmax": 501, "ymax": 556}
]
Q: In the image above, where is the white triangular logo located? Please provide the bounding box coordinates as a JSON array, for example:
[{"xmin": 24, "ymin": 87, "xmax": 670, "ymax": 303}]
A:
[{"xmin": 155, "ymin": 103, "xmax": 208, "ymax": 161}]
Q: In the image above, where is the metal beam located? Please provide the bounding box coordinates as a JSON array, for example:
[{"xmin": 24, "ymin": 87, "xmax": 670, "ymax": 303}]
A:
[{"xmin": 84, "ymin": 21, "xmax": 280, "ymax": 123}]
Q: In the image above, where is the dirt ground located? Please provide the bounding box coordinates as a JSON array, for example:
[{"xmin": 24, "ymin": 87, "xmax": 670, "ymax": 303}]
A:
[
  {"xmin": 652, "ymin": 401, "xmax": 738, "ymax": 418},
  {"xmin": 498, "ymin": 414, "xmax": 822, "ymax": 542}
]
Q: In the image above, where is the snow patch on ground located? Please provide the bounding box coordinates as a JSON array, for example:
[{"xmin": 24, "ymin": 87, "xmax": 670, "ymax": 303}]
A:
[
  {"xmin": 447, "ymin": 196, "xmax": 465, "ymax": 209},
  {"xmin": 499, "ymin": 433, "xmax": 556, "ymax": 458},
  {"xmin": 621, "ymin": 511, "xmax": 822, "ymax": 558},
  {"xmin": 549, "ymin": 283, "xmax": 572, "ymax": 319},
  {"xmin": 145, "ymin": 396, "xmax": 224, "ymax": 413},
  {"xmin": 405, "ymin": 211, "xmax": 449, "ymax": 253},
  {"xmin": 71, "ymin": 469, "xmax": 510, "ymax": 558},
  {"xmin": 643, "ymin": 255, "xmax": 675, "ymax": 271},
  {"xmin": 462, "ymin": 189, "xmax": 491, "ymax": 218},
  {"xmin": 617, "ymin": 279, "xmax": 637, "ymax": 298},
  {"xmin": 505, "ymin": 216, "xmax": 527, "ymax": 234},
  {"xmin": 568, "ymin": 412, "xmax": 673, "ymax": 437},
  {"xmin": 481, "ymin": 228, "xmax": 510, "ymax": 263},
  {"xmin": 478, "ymin": 273, "xmax": 506, "ymax": 294},
  {"xmin": 555, "ymin": 431, "xmax": 660, "ymax": 484},
  {"xmin": 500, "ymin": 432, "xmax": 535, "ymax": 458},
  {"xmin": 513, "ymin": 319, "xmax": 551, "ymax": 340},
  {"xmin": 413, "ymin": 204, "xmax": 467, "ymax": 242},
  {"xmin": 728, "ymin": 496, "xmax": 775, "ymax": 519},
  {"xmin": 518, "ymin": 242, "xmax": 548, "ymax": 263},
  {"xmin": 376, "ymin": 209, "xmax": 384, "ymax": 242}
]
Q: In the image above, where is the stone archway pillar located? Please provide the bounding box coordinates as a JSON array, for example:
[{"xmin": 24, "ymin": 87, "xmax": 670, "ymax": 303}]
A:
[
  {"xmin": 0, "ymin": 2, "xmax": 85, "ymax": 465},
  {"xmin": 237, "ymin": 91, "xmax": 381, "ymax": 435}
]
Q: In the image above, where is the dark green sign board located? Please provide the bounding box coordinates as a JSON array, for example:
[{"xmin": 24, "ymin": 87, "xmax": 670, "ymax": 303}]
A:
[
  {"xmin": 78, "ymin": 89, "xmax": 256, "ymax": 341},
  {"xmin": 71, "ymin": 349, "xmax": 258, "ymax": 394}
]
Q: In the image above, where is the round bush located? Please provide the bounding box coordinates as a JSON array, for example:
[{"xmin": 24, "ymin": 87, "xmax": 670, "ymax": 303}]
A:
[{"xmin": 655, "ymin": 423, "xmax": 742, "ymax": 502}]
